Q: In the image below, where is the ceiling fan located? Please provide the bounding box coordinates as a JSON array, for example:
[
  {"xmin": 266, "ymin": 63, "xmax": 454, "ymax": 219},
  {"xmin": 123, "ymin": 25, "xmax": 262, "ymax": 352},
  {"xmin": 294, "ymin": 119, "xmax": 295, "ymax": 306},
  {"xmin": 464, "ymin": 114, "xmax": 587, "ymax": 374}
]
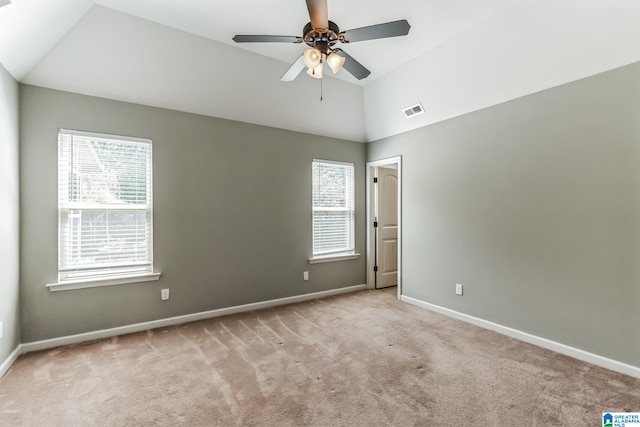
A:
[{"xmin": 233, "ymin": 0, "xmax": 411, "ymax": 82}]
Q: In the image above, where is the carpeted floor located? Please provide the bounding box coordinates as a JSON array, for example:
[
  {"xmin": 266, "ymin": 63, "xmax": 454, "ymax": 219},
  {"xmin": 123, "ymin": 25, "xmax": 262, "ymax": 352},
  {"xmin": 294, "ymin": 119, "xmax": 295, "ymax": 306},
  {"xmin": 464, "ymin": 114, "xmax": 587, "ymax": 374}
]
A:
[{"xmin": 1, "ymin": 288, "xmax": 639, "ymax": 426}]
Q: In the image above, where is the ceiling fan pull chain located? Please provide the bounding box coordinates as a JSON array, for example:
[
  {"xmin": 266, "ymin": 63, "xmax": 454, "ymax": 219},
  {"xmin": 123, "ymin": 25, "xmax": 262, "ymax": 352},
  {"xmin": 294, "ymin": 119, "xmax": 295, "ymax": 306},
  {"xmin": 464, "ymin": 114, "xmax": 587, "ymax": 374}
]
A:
[{"xmin": 320, "ymin": 77, "xmax": 323, "ymax": 102}]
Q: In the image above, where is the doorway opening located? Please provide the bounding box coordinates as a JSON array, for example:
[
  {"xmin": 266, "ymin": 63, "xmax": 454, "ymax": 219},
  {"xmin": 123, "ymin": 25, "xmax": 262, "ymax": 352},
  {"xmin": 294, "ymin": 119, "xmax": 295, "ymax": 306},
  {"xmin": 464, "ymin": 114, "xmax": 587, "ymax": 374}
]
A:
[{"xmin": 366, "ymin": 156, "xmax": 402, "ymax": 299}]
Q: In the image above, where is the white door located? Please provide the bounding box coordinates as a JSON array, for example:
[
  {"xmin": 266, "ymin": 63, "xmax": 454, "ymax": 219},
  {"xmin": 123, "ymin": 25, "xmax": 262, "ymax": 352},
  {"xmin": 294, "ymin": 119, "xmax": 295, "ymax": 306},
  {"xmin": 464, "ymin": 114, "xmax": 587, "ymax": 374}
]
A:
[{"xmin": 376, "ymin": 167, "xmax": 398, "ymax": 289}]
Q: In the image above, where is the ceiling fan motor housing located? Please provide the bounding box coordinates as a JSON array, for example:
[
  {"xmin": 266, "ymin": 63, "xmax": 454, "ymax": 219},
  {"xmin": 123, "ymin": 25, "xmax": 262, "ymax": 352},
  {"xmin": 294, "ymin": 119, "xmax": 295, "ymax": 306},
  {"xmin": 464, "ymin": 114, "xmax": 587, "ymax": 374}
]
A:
[{"xmin": 303, "ymin": 21, "xmax": 341, "ymax": 54}]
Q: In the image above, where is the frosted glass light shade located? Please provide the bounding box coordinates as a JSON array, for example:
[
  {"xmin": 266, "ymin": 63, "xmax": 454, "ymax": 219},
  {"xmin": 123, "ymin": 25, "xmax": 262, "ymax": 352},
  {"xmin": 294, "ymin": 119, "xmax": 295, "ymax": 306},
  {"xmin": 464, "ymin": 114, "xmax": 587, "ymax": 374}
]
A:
[
  {"xmin": 303, "ymin": 48, "xmax": 322, "ymax": 68},
  {"xmin": 306, "ymin": 63, "xmax": 323, "ymax": 79},
  {"xmin": 326, "ymin": 52, "xmax": 346, "ymax": 73}
]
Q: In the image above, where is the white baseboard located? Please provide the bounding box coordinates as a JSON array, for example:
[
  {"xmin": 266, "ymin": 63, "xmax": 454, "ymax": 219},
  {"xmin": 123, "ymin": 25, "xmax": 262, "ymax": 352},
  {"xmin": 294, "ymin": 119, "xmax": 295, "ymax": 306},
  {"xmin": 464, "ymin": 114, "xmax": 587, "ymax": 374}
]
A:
[
  {"xmin": 401, "ymin": 295, "xmax": 640, "ymax": 379},
  {"xmin": 0, "ymin": 345, "xmax": 22, "ymax": 379},
  {"xmin": 21, "ymin": 285, "xmax": 366, "ymax": 354}
]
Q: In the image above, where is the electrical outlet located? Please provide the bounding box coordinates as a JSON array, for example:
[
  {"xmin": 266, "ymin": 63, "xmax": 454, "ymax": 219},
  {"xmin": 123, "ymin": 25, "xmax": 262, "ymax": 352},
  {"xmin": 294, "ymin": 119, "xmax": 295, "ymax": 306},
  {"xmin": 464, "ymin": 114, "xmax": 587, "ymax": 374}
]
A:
[
  {"xmin": 161, "ymin": 288, "xmax": 170, "ymax": 301},
  {"xmin": 456, "ymin": 284, "xmax": 463, "ymax": 296},
  {"xmin": 303, "ymin": 271, "xmax": 309, "ymax": 281}
]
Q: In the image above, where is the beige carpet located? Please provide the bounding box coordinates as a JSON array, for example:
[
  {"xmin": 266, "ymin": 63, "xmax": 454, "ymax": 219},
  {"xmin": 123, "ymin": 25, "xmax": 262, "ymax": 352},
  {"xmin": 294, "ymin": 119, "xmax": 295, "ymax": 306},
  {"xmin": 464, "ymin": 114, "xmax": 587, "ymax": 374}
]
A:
[{"xmin": 1, "ymin": 288, "xmax": 639, "ymax": 426}]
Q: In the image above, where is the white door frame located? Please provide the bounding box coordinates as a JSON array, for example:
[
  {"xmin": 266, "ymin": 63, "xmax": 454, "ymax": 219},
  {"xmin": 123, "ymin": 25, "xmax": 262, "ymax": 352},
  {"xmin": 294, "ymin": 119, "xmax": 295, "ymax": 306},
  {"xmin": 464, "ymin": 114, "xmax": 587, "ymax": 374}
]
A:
[{"xmin": 366, "ymin": 156, "xmax": 402, "ymax": 299}]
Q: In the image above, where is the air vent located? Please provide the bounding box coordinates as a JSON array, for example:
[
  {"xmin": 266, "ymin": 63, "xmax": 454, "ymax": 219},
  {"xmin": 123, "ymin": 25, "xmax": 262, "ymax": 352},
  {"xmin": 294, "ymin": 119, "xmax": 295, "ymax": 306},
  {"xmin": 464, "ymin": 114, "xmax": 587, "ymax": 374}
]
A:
[{"xmin": 402, "ymin": 103, "xmax": 425, "ymax": 119}]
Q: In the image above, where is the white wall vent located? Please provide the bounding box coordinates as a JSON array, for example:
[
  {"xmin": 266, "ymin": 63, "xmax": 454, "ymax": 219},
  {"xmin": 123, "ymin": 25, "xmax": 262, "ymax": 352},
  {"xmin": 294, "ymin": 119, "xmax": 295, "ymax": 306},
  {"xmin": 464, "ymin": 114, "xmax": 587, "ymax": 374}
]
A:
[{"xmin": 402, "ymin": 103, "xmax": 425, "ymax": 119}]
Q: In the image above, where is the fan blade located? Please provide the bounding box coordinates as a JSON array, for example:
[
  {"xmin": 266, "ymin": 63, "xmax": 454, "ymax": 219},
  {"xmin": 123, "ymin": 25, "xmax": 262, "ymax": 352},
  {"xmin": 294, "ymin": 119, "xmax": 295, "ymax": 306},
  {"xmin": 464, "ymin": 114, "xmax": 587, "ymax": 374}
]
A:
[
  {"xmin": 335, "ymin": 50, "xmax": 370, "ymax": 80},
  {"xmin": 281, "ymin": 55, "xmax": 306, "ymax": 82},
  {"xmin": 233, "ymin": 35, "xmax": 302, "ymax": 43},
  {"xmin": 341, "ymin": 19, "xmax": 411, "ymax": 43},
  {"xmin": 306, "ymin": 0, "xmax": 328, "ymax": 30}
]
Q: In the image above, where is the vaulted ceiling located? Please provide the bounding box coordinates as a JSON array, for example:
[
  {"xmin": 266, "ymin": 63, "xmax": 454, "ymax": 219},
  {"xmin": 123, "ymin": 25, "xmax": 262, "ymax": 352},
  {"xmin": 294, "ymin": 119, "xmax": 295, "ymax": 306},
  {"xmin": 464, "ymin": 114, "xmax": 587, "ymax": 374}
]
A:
[{"xmin": 1, "ymin": 0, "xmax": 639, "ymax": 142}]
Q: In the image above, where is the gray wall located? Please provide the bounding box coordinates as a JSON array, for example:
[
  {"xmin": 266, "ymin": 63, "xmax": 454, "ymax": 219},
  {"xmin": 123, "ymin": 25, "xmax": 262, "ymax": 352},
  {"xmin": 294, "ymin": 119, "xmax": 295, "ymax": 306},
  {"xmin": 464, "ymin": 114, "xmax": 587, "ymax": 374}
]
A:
[
  {"xmin": 0, "ymin": 63, "xmax": 20, "ymax": 362},
  {"xmin": 368, "ymin": 62, "xmax": 640, "ymax": 367},
  {"xmin": 20, "ymin": 85, "xmax": 366, "ymax": 343}
]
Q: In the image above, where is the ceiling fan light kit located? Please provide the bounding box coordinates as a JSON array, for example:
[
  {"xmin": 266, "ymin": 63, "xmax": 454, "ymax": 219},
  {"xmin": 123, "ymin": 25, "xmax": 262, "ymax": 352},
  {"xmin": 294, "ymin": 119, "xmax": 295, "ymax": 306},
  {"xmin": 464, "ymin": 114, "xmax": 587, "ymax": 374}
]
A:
[{"xmin": 233, "ymin": 0, "xmax": 410, "ymax": 84}]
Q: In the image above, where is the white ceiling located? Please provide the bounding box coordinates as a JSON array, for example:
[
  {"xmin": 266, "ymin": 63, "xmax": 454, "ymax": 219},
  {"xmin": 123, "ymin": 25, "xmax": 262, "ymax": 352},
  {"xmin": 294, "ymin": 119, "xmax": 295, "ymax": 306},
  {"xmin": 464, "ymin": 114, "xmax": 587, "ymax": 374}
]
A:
[
  {"xmin": 1, "ymin": 0, "xmax": 640, "ymax": 142},
  {"xmin": 92, "ymin": 0, "xmax": 512, "ymax": 85}
]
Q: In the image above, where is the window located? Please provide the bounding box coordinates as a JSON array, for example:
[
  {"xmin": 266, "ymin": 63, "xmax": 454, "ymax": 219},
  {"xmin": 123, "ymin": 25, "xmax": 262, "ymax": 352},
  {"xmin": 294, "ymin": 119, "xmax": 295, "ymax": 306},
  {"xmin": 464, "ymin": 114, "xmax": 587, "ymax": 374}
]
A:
[
  {"xmin": 311, "ymin": 160, "xmax": 356, "ymax": 261},
  {"xmin": 55, "ymin": 129, "xmax": 156, "ymax": 287}
]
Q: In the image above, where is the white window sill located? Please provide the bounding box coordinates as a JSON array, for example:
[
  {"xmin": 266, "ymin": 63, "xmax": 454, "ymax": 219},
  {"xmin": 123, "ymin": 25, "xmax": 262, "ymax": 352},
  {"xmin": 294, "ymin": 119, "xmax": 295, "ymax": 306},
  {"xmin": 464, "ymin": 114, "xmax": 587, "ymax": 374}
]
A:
[
  {"xmin": 308, "ymin": 253, "xmax": 360, "ymax": 264},
  {"xmin": 47, "ymin": 272, "xmax": 161, "ymax": 292}
]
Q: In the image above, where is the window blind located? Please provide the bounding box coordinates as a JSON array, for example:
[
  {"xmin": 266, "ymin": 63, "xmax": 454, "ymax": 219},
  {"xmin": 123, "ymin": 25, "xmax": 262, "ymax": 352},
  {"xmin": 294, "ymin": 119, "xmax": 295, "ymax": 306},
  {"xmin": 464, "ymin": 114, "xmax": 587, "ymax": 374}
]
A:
[
  {"xmin": 312, "ymin": 160, "xmax": 355, "ymax": 256},
  {"xmin": 57, "ymin": 129, "xmax": 153, "ymax": 281}
]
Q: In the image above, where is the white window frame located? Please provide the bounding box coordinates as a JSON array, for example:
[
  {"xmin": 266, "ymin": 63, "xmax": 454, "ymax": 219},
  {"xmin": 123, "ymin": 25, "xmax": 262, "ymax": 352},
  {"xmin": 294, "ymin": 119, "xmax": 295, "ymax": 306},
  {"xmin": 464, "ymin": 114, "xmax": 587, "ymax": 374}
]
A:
[
  {"xmin": 309, "ymin": 159, "xmax": 359, "ymax": 264},
  {"xmin": 47, "ymin": 129, "xmax": 160, "ymax": 291}
]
